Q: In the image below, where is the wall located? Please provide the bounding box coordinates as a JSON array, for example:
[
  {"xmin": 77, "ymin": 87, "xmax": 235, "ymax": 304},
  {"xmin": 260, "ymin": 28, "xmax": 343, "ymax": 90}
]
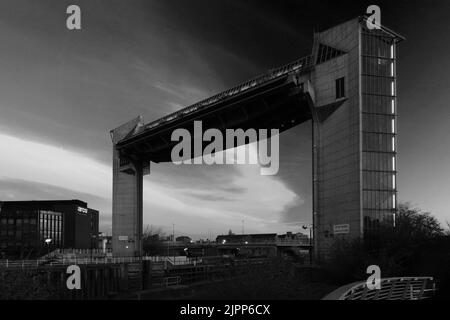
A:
[{"xmin": 312, "ymin": 18, "xmax": 362, "ymax": 259}]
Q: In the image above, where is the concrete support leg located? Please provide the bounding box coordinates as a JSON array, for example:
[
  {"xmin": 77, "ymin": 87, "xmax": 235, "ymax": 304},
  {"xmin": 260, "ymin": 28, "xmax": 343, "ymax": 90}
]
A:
[
  {"xmin": 110, "ymin": 117, "xmax": 146, "ymax": 257},
  {"xmin": 112, "ymin": 154, "xmax": 144, "ymax": 257}
]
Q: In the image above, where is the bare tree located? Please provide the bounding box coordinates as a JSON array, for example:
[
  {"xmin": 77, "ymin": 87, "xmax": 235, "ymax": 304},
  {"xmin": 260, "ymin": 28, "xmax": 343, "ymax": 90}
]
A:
[
  {"xmin": 396, "ymin": 203, "xmax": 444, "ymax": 238},
  {"xmin": 142, "ymin": 225, "xmax": 166, "ymax": 256},
  {"xmin": 143, "ymin": 225, "xmax": 166, "ymax": 238}
]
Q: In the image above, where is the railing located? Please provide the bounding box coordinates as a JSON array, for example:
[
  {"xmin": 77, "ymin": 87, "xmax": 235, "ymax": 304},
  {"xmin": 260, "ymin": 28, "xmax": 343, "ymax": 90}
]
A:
[
  {"xmin": 322, "ymin": 277, "xmax": 436, "ymax": 300},
  {"xmin": 140, "ymin": 55, "xmax": 313, "ymax": 132},
  {"xmin": 0, "ymin": 256, "xmax": 199, "ymax": 270},
  {"xmin": 0, "ymin": 257, "xmax": 136, "ymax": 269},
  {"xmin": 39, "ymin": 248, "xmax": 110, "ymax": 261},
  {"xmin": 275, "ymin": 239, "xmax": 311, "ymax": 246},
  {"xmin": 162, "ymin": 276, "xmax": 182, "ymax": 287},
  {"xmin": 52, "ymin": 248, "xmax": 109, "ymax": 255},
  {"xmin": 217, "ymin": 239, "xmax": 311, "ymax": 246}
]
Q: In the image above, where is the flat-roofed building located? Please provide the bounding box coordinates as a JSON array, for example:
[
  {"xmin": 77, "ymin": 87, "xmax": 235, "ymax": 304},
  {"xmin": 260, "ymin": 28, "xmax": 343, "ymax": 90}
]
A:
[{"xmin": 0, "ymin": 200, "xmax": 99, "ymax": 258}]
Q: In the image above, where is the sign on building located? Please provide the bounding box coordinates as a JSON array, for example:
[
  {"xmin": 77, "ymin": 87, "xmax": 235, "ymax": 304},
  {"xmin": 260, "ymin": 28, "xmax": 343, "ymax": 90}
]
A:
[
  {"xmin": 77, "ymin": 206, "xmax": 88, "ymax": 214},
  {"xmin": 333, "ymin": 224, "xmax": 350, "ymax": 235}
]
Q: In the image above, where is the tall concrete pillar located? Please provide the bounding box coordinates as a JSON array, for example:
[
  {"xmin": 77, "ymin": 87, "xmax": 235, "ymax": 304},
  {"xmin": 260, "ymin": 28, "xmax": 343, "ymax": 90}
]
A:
[
  {"xmin": 310, "ymin": 19, "xmax": 362, "ymax": 260},
  {"xmin": 110, "ymin": 116, "xmax": 147, "ymax": 257}
]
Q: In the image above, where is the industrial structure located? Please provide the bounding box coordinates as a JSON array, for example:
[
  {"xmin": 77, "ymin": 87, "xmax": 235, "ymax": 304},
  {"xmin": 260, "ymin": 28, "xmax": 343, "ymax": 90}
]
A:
[{"xmin": 110, "ymin": 17, "xmax": 403, "ymax": 259}]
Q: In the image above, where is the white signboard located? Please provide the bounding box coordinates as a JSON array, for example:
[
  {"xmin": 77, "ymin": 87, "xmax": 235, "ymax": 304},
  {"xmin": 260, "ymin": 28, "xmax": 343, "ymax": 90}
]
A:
[
  {"xmin": 77, "ymin": 206, "xmax": 88, "ymax": 214},
  {"xmin": 118, "ymin": 236, "xmax": 129, "ymax": 241},
  {"xmin": 333, "ymin": 224, "xmax": 350, "ymax": 235}
]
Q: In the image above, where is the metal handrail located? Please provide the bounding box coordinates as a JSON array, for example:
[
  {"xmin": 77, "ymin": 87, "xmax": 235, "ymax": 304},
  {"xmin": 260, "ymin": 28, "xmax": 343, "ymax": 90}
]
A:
[
  {"xmin": 323, "ymin": 277, "xmax": 435, "ymax": 300},
  {"xmin": 0, "ymin": 256, "xmax": 198, "ymax": 269},
  {"xmin": 218, "ymin": 239, "xmax": 311, "ymax": 246},
  {"xmin": 275, "ymin": 239, "xmax": 311, "ymax": 245},
  {"xmin": 163, "ymin": 276, "xmax": 182, "ymax": 287}
]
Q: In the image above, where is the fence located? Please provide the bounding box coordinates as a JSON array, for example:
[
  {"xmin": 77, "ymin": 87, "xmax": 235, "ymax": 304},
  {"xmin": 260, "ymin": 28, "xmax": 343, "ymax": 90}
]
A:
[{"xmin": 0, "ymin": 255, "xmax": 199, "ymax": 270}]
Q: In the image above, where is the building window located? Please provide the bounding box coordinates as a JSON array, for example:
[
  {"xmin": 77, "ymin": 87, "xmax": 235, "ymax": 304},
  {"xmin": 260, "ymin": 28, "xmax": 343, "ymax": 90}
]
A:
[
  {"xmin": 362, "ymin": 30, "xmax": 397, "ymax": 234},
  {"xmin": 336, "ymin": 77, "xmax": 345, "ymax": 99}
]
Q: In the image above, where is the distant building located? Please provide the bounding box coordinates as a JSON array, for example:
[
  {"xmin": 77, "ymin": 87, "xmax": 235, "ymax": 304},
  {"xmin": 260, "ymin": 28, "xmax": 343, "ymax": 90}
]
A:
[
  {"xmin": 0, "ymin": 200, "xmax": 99, "ymax": 258},
  {"xmin": 216, "ymin": 233, "xmax": 277, "ymax": 245},
  {"xmin": 176, "ymin": 236, "xmax": 192, "ymax": 244},
  {"xmin": 278, "ymin": 232, "xmax": 309, "ymax": 241},
  {"xmin": 215, "ymin": 232, "xmax": 311, "ymax": 258},
  {"xmin": 216, "ymin": 233, "xmax": 278, "ymax": 258}
]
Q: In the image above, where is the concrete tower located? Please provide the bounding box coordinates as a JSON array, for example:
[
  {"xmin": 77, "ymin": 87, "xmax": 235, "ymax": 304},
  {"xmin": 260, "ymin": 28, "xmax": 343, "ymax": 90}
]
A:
[{"xmin": 311, "ymin": 18, "xmax": 402, "ymax": 258}]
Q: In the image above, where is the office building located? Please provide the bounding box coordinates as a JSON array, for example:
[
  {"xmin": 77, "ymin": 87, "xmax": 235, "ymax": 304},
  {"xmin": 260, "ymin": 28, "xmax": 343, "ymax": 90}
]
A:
[{"xmin": 0, "ymin": 200, "xmax": 99, "ymax": 258}]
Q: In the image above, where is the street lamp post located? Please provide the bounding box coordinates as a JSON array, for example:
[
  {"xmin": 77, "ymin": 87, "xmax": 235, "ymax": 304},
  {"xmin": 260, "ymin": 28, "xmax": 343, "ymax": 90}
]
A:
[
  {"xmin": 302, "ymin": 225, "xmax": 313, "ymax": 264},
  {"xmin": 90, "ymin": 232, "xmax": 101, "ymax": 262},
  {"xmin": 44, "ymin": 238, "xmax": 52, "ymax": 257},
  {"xmin": 167, "ymin": 238, "xmax": 170, "ymax": 258},
  {"xmin": 172, "ymin": 224, "xmax": 175, "ymax": 263},
  {"xmin": 90, "ymin": 233, "xmax": 94, "ymax": 262}
]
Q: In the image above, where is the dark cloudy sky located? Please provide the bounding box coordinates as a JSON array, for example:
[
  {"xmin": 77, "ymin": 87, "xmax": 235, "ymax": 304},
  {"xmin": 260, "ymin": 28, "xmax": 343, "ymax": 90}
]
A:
[{"xmin": 0, "ymin": 0, "xmax": 449, "ymax": 238}]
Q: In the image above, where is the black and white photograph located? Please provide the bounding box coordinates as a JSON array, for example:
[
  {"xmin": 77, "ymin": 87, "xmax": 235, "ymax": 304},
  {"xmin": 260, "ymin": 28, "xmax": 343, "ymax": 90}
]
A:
[{"xmin": 0, "ymin": 0, "xmax": 449, "ymax": 308}]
